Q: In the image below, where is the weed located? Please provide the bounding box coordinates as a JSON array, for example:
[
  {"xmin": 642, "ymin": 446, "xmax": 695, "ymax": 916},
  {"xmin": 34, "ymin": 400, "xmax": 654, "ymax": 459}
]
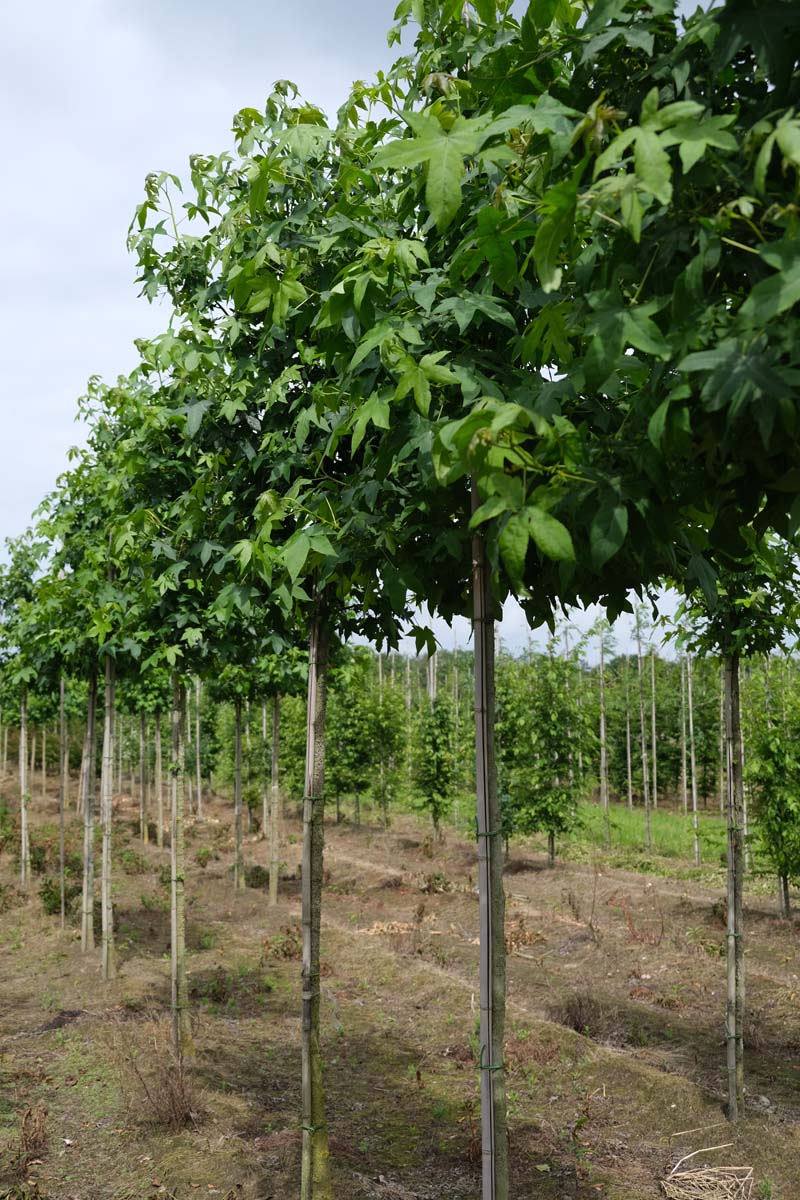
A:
[
  {"xmin": 195, "ymin": 846, "xmax": 214, "ymax": 869},
  {"xmin": 119, "ymin": 848, "xmax": 148, "ymax": 875},
  {"xmin": 38, "ymin": 877, "xmax": 80, "ymax": 917},
  {"xmin": 757, "ymin": 1179, "xmax": 774, "ymax": 1199},
  {"xmin": 262, "ymin": 925, "xmax": 302, "ymax": 961},
  {"xmin": 111, "ymin": 1019, "xmax": 200, "ymax": 1132},
  {"xmin": 196, "ymin": 929, "xmax": 216, "ymax": 951},
  {"xmin": 245, "ymin": 864, "xmax": 270, "ymax": 889},
  {"xmin": 546, "ymin": 991, "xmax": 621, "ymax": 1043}
]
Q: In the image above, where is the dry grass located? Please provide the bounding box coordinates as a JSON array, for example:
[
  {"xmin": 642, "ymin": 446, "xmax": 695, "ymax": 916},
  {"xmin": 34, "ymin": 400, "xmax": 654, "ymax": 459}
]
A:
[
  {"xmin": 662, "ymin": 1147, "xmax": 754, "ymax": 1199},
  {"xmin": 546, "ymin": 990, "xmax": 621, "ymax": 1042},
  {"xmin": 108, "ymin": 1018, "xmax": 200, "ymax": 1132}
]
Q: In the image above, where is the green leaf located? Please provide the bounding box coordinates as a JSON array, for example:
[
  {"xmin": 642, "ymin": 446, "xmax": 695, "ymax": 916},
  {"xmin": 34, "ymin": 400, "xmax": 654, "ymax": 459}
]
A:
[
  {"xmin": 499, "ymin": 513, "xmax": 529, "ymax": 585},
  {"xmin": 527, "ymin": 507, "xmax": 574, "ymax": 562},
  {"xmin": 740, "ymin": 259, "xmax": 800, "ymax": 322},
  {"xmin": 473, "ymin": 0, "xmax": 496, "ymax": 23},
  {"xmin": 688, "ymin": 554, "xmax": 718, "ymax": 608},
  {"xmin": 186, "ymin": 399, "xmax": 211, "ymax": 438},
  {"xmin": 527, "ymin": 0, "xmax": 559, "ymax": 29},
  {"xmin": 648, "ymin": 399, "xmax": 670, "ymax": 447},
  {"xmin": 590, "ymin": 503, "xmax": 628, "ymax": 568},
  {"xmin": 282, "ymin": 532, "xmax": 310, "ymax": 584},
  {"xmin": 634, "ymin": 129, "xmax": 672, "ymax": 205},
  {"xmin": 426, "ymin": 138, "xmax": 465, "ymax": 231},
  {"xmin": 533, "ymin": 178, "xmax": 578, "ymax": 293}
]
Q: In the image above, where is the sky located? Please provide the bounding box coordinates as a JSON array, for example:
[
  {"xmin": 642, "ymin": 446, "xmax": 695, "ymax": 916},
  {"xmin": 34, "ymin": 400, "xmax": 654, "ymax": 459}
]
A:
[{"xmin": 1, "ymin": 1, "xmax": 693, "ymax": 659}]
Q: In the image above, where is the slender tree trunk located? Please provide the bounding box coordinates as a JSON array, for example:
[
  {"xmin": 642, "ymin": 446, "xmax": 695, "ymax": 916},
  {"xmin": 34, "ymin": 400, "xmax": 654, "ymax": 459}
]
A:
[
  {"xmin": 195, "ymin": 678, "xmax": 203, "ymax": 820},
  {"xmin": 155, "ymin": 713, "xmax": 164, "ymax": 849},
  {"xmin": 117, "ymin": 714, "xmax": 123, "ymax": 795},
  {"xmin": 472, "ymin": 494, "xmax": 508, "ymax": 1200},
  {"xmin": 301, "ymin": 603, "xmax": 333, "ymax": 1200},
  {"xmin": 100, "ymin": 655, "xmax": 117, "ymax": 980},
  {"xmin": 625, "ymin": 667, "xmax": 633, "ymax": 810},
  {"xmin": 680, "ymin": 658, "xmax": 688, "ymax": 816},
  {"xmin": 30, "ymin": 731, "xmax": 36, "ymax": 798},
  {"xmin": 687, "ymin": 656, "xmax": 700, "ymax": 867},
  {"xmin": 724, "ymin": 662, "xmax": 729, "ymax": 820},
  {"xmin": 19, "ymin": 693, "xmax": 31, "ymax": 888},
  {"xmin": 2, "ymin": 724, "xmax": 7, "ymax": 777},
  {"xmin": 234, "ymin": 698, "xmax": 244, "ymax": 890},
  {"xmin": 635, "ymin": 616, "xmax": 652, "ymax": 851},
  {"xmin": 779, "ymin": 875, "xmax": 790, "ymax": 918},
  {"xmin": 599, "ymin": 636, "xmax": 610, "ymax": 849},
  {"xmin": 650, "ymin": 649, "xmax": 658, "ymax": 809},
  {"xmin": 262, "ymin": 702, "xmax": 269, "ymax": 840},
  {"xmin": 171, "ymin": 675, "xmax": 190, "ymax": 1057},
  {"xmin": 139, "ymin": 712, "xmax": 147, "ymax": 844},
  {"xmin": 723, "ymin": 652, "xmax": 745, "ymax": 1120},
  {"xmin": 42, "ymin": 725, "xmax": 47, "ymax": 798},
  {"xmin": 269, "ymin": 694, "xmax": 280, "ymax": 908},
  {"xmin": 547, "ymin": 830, "xmax": 556, "ymax": 867},
  {"xmin": 59, "ymin": 677, "xmax": 66, "ymax": 930},
  {"xmin": 81, "ymin": 669, "xmax": 97, "ymax": 953}
]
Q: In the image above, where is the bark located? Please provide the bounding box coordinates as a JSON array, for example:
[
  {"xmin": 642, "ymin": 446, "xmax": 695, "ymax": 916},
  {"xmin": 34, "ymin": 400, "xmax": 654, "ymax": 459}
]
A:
[
  {"xmin": 19, "ymin": 693, "xmax": 31, "ymax": 887},
  {"xmin": 472, "ymin": 498, "xmax": 508, "ymax": 1200},
  {"xmin": 547, "ymin": 831, "xmax": 556, "ymax": 868},
  {"xmin": 723, "ymin": 652, "xmax": 745, "ymax": 1120},
  {"xmin": 59, "ymin": 677, "xmax": 66, "ymax": 930},
  {"xmin": 171, "ymin": 676, "xmax": 190, "ymax": 1058},
  {"xmin": 687, "ymin": 657, "xmax": 700, "ymax": 868},
  {"xmin": 139, "ymin": 712, "xmax": 148, "ymax": 844},
  {"xmin": 42, "ymin": 725, "xmax": 47, "ymax": 798},
  {"xmin": 195, "ymin": 678, "xmax": 203, "ymax": 820},
  {"xmin": 155, "ymin": 713, "xmax": 164, "ymax": 849},
  {"xmin": 625, "ymin": 669, "xmax": 633, "ymax": 811},
  {"xmin": 718, "ymin": 663, "xmax": 725, "ymax": 815},
  {"xmin": 301, "ymin": 604, "xmax": 333, "ymax": 1200},
  {"xmin": 599, "ymin": 635, "xmax": 610, "ymax": 849},
  {"xmin": 2, "ymin": 724, "xmax": 7, "ymax": 777},
  {"xmin": 100, "ymin": 655, "xmax": 117, "ymax": 980},
  {"xmin": 635, "ymin": 616, "xmax": 652, "ymax": 851},
  {"xmin": 234, "ymin": 698, "xmax": 244, "ymax": 890},
  {"xmin": 262, "ymin": 702, "xmax": 269, "ymax": 840},
  {"xmin": 679, "ymin": 659, "xmax": 688, "ymax": 816},
  {"xmin": 269, "ymin": 694, "xmax": 280, "ymax": 909},
  {"xmin": 81, "ymin": 669, "xmax": 97, "ymax": 953},
  {"xmin": 779, "ymin": 875, "xmax": 790, "ymax": 919},
  {"xmin": 650, "ymin": 649, "xmax": 658, "ymax": 809}
]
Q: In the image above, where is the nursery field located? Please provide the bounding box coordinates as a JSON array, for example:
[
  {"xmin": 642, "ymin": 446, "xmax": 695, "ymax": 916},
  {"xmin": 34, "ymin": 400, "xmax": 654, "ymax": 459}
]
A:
[{"xmin": 0, "ymin": 774, "xmax": 797, "ymax": 1200}]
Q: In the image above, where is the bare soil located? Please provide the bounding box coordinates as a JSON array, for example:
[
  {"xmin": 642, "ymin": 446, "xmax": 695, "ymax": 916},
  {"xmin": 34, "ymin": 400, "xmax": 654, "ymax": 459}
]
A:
[{"xmin": 0, "ymin": 777, "xmax": 798, "ymax": 1199}]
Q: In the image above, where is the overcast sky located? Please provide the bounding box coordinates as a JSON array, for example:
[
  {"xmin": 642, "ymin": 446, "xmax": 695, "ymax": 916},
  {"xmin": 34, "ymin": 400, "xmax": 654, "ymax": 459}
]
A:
[{"xmin": 1, "ymin": 1, "xmax": 694, "ymax": 657}]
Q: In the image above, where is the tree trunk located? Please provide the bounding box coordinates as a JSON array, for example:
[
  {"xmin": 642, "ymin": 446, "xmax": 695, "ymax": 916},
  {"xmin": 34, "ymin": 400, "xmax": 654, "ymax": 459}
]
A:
[
  {"xmin": 59, "ymin": 677, "xmax": 66, "ymax": 930},
  {"xmin": 724, "ymin": 662, "xmax": 729, "ymax": 820},
  {"xmin": 81, "ymin": 669, "xmax": 97, "ymax": 953},
  {"xmin": 650, "ymin": 649, "xmax": 658, "ymax": 810},
  {"xmin": 234, "ymin": 698, "xmax": 244, "ymax": 890},
  {"xmin": 723, "ymin": 652, "xmax": 745, "ymax": 1120},
  {"xmin": 548, "ymin": 831, "xmax": 556, "ymax": 868},
  {"xmin": 42, "ymin": 724, "xmax": 47, "ymax": 798},
  {"xmin": 171, "ymin": 675, "xmax": 190, "ymax": 1057},
  {"xmin": 599, "ymin": 635, "xmax": 610, "ymax": 849},
  {"xmin": 100, "ymin": 655, "xmax": 117, "ymax": 980},
  {"xmin": 139, "ymin": 712, "xmax": 148, "ymax": 844},
  {"xmin": 19, "ymin": 693, "xmax": 31, "ymax": 888},
  {"xmin": 635, "ymin": 615, "xmax": 652, "ymax": 851},
  {"xmin": 2, "ymin": 723, "xmax": 7, "ymax": 777},
  {"xmin": 686, "ymin": 656, "xmax": 701, "ymax": 867},
  {"xmin": 625, "ymin": 668, "xmax": 633, "ymax": 811},
  {"xmin": 195, "ymin": 678, "xmax": 203, "ymax": 820},
  {"xmin": 472, "ymin": 496, "xmax": 508, "ymax": 1200},
  {"xmin": 269, "ymin": 694, "xmax": 280, "ymax": 908},
  {"xmin": 262, "ymin": 702, "xmax": 269, "ymax": 840},
  {"xmin": 680, "ymin": 658, "xmax": 688, "ymax": 816},
  {"xmin": 301, "ymin": 603, "xmax": 333, "ymax": 1200},
  {"xmin": 155, "ymin": 713, "xmax": 164, "ymax": 849}
]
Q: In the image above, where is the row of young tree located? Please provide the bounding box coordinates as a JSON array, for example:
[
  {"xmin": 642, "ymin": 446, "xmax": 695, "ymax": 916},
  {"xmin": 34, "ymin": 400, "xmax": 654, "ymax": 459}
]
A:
[
  {"xmin": 7, "ymin": 624, "xmax": 799, "ymax": 893},
  {"xmin": 1, "ymin": 1, "xmax": 799, "ymax": 1194}
]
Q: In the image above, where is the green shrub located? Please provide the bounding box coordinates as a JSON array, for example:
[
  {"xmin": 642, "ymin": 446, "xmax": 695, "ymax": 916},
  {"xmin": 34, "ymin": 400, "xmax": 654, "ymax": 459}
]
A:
[{"xmin": 39, "ymin": 877, "xmax": 80, "ymax": 917}]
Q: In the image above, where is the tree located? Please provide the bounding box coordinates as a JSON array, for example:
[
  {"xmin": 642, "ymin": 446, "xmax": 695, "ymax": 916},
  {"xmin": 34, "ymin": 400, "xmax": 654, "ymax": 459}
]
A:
[{"xmin": 413, "ymin": 690, "xmax": 456, "ymax": 839}]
